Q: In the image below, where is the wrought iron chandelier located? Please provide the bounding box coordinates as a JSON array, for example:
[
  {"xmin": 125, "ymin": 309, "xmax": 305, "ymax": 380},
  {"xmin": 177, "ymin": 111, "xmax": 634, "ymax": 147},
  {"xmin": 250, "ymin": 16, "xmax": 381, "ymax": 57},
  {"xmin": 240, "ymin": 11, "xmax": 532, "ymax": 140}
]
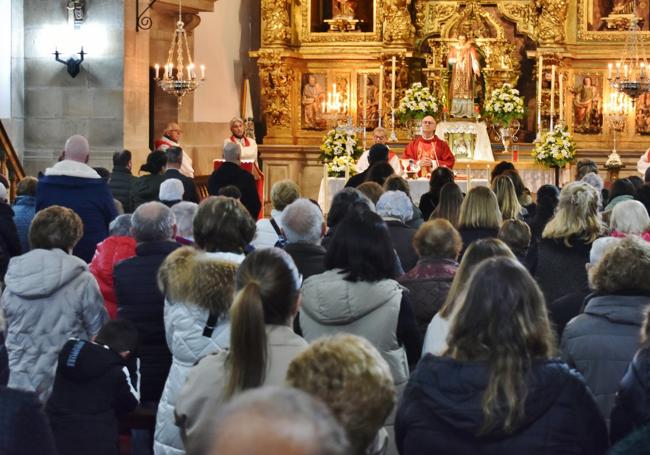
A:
[
  {"xmin": 153, "ymin": 0, "xmax": 205, "ymax": 108},
  {"xmin": 607, "ymin": 0, "xmax": 650, "ymax": 100}
]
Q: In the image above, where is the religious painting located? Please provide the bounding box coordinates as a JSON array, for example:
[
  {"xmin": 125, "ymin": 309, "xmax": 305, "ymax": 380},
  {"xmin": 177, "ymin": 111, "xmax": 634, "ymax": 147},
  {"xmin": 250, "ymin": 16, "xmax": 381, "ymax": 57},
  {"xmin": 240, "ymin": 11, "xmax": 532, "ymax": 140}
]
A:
[
  {"xmin": 301, "ymin": 73, "xmax": 327, "ymax": 130},
  {"xmin": 587, "ymin": 0, "xmax": 649, "ymax": 30},
  {"xmin": 357, "ymin": 73, "xmax": 380, "ymax": 130},
  {"xmin": 571, "ymin": 74, "xmax": 603, "ymax": 134},
  {"xmin": 635, "ymin": 92, "xmax": 650, "ymax": 134}
]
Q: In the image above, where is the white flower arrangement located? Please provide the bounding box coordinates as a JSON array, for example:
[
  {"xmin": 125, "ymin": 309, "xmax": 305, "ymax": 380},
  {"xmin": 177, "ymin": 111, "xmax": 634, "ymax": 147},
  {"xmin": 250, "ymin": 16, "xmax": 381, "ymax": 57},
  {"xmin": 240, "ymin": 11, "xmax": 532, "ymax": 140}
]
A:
[
  {"xmin": 320, "ymin": 128, "xmax": 363, "ymax": 177},
  {"xmin": 396, "ymin": 82, "xmax": 440, "ymax": 121},
  {"xmin": 532, "ymin": 125, "xmax": 576, "ymax": 168},
  {"xmin": 484, "ymin": 83, "xmax": 525, "ymax": 126}
]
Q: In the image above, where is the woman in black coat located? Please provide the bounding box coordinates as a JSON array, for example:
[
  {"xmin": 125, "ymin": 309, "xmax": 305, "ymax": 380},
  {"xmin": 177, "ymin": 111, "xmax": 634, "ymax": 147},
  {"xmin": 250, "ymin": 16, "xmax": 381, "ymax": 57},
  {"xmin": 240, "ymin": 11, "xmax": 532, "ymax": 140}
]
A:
[
  {"xmin": 418, "ymin": 167, "xmax": 454, "ymax": 221},
  {"xmin": 396, "ymin": 257, "xmax": 608, "ymax": 455}
]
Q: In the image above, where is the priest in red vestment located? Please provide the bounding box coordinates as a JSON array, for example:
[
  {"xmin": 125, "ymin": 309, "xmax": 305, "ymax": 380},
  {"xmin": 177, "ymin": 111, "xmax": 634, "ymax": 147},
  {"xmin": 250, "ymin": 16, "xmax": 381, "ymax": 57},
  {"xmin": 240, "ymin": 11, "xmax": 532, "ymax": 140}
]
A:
[{"xmin": 402, "ymin": 116, "xmax": 455, "ymax": 175}]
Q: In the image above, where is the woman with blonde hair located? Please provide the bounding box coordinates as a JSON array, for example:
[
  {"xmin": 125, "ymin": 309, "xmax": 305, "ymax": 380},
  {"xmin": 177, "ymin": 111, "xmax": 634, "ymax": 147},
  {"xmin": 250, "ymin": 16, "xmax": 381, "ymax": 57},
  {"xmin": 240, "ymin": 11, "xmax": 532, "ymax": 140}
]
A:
[
  {"xmin": 422, "ymin": 238, "xmax": 515, "ymax": 356},
  {"xmin": 430, "ymin": 182, "xmax": 463, "ymax": 227},
  {"xmin": 492, "ymin": 174, "xmax": 526, "ymax": 220},
  {"xmin": 536, "ymin": 181, "xmax": 604, "ymax": 303},
  {"xmin": 457, "ymin": 186, "xmax": 502, "ymax": 253},
  {"xmin": 175, "ymin": 248, "xmax": 307, "ymax": 454},
  {"xmin": 397, "ymin": 257, "xmax": 607, "ymax": 454},
  {"xmin": 287, "ymin": 334, "xmax": 396, "ymax": 455}
]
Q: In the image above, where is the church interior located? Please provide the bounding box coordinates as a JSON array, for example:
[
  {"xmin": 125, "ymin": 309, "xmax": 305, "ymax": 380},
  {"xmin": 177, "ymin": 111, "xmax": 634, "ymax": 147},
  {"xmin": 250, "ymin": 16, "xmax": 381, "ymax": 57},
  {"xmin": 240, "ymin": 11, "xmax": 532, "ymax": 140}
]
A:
[{"xmin": 0, "ymin": 0, "xmax": 649, "ymax": 207}]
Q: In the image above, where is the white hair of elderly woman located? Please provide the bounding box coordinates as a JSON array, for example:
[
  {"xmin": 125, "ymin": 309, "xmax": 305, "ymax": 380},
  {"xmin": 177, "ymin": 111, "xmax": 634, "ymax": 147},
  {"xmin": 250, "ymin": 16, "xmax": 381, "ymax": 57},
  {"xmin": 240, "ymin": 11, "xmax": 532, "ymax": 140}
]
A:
[
  {"xmin": 610, "ymin": 199, "xmax": 650, "ymax": 236},
  {"xmin": 281, "ymin": 198, "xmax": 324, "ymax": 245},
  {"xmin": 376, "ymin": 190, "xmax": 414, "ymax": 223},
  {"xmin": 171, "ymin": 201, "xmax": 199, "ymax": 239},
  {"xmin": 589, "ymin": 236, "xmax": 621, "ymax": 266}
]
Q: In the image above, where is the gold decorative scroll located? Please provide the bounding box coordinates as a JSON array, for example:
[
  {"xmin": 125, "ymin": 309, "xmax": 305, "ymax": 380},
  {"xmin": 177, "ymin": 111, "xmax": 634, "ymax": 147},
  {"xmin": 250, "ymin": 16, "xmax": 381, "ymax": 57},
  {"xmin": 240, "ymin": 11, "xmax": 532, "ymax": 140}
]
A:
[
  {"xmin": 257, "ymin": 50, "xmax": 295, "ymax": 127},
  {"xmin": 262, "ymin": 0, "xmax": 291, "ymax": 45},
  {"xmin": 414, "ymin": 2, "xmax": 459, "ymax": 40},
  {"xmin": 383, "ymin": 0, "xmax": 416, "ymax": 44},
  {"xmin": 534, "ymin": 0, "xmax": 569, "ymax": 44},
  {"xmin": 497, "ymin": 2, "xmax": 537, "ymax": 40}
]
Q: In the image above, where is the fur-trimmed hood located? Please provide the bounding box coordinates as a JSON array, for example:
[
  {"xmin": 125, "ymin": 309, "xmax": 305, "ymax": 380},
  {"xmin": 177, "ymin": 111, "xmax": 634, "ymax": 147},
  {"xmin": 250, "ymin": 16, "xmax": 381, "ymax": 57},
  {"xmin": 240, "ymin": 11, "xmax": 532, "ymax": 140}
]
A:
[{"xmin": 157, "ymin": 247, "xmax": 241, "ymax": 315}]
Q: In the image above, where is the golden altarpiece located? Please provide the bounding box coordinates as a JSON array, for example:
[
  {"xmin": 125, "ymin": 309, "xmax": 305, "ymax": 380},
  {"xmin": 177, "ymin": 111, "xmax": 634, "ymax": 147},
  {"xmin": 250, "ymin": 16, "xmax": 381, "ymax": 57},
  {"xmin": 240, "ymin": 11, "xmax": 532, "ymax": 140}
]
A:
[{"xmin": 251, "ymin": 0, "xmax": 650, "ymax": 206}]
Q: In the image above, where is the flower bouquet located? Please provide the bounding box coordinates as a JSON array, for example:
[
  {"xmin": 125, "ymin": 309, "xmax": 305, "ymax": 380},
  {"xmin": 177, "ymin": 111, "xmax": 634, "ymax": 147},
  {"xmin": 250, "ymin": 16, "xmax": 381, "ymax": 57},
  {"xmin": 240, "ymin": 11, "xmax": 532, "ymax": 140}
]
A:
[
  {"xmin": 396, "ymin": 82, "xmax": 440, "ymax": 122},
  {"xmin": 483, "ymin": 83, "xmax": 525, "ymax": 126},
  {"xmin": 532, "ymin": 125, "xmax": 577, "ymax": 168},
  {"xmin": 320, "ymin": 128, "xmax": 363, "ymax": 177}
]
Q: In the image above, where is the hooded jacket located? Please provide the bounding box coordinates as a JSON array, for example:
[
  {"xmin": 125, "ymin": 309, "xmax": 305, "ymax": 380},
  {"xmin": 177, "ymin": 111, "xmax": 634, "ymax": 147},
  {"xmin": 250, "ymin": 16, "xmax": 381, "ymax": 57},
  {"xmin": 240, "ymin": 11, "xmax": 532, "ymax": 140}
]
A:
[
  {"xmin": 300, "ymin": 269, "xmax": 409, "ymax": 387},
  {"xmin": 561, "ymin": 293, "xmax": 650, "ymax": 419},
  {"xmin": 36, "ymin": 160, "xmax": 118, "ymax": 263},
  {"xmin": 396, "ymin": 355, "xmax": 608, "ymax": 455},
  {"xmin": 154, "ymin": 248, "xmax": 244, "ymax": 455},
  {"xmin": 611, "ymin": 348, "xmax": 650, "ymax": 443},
  {"xmin": 46, "ymin": 339, "xmax": 139, "ymax": 455},
  {"xmin": 89, "ymin": 236, "xmax": 137, "ymax": 319},
  {"xmin": 1, "ymin": 248, "xmax": 108, "ymax": 402}
]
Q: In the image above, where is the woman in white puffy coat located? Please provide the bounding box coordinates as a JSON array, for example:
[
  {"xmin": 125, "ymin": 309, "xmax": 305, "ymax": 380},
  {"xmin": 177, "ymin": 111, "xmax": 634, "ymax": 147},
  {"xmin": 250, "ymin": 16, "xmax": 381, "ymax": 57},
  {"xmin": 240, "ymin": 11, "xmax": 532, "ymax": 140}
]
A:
[{"xmin": 153, "ymin": 196, "xmax": 255, "ymax": 454}]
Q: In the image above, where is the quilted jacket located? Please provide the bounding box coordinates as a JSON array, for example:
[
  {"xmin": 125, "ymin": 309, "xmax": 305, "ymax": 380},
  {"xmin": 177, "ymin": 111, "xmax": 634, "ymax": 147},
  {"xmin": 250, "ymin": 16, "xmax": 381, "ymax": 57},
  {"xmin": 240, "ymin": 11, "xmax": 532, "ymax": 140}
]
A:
[
  {"xmin": 1, "ymin": 248, "xmax": 108, "ymax": 402},
  {"xmin": 153, "ymin": 248, "xmax": 244, "ymax": 455},
  {"xmin": 398, "ymin": 258, "xmax": 457, "ymax": 338},
  {"xmin": 89, "ymin": 236, "xmax": 137, "ymax": 319}
]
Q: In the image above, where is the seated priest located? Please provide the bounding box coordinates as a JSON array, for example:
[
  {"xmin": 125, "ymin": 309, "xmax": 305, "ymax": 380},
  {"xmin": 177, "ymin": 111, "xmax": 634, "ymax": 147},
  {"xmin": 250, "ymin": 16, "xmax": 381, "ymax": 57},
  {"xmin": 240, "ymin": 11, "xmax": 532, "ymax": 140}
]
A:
[
  {"xmin": 355, "ymin": 127, "xmax": 402, "ymax": 175},
  {"xmin": 345, "ymin": 144, "xmax": 390, "ymax": 189},
  {"xmin": 402, "ymin": 116, "xmax": 455, "ymax": 176},
  {"xmin": 208, "ymin": 142, "xmax": 261, "ymax": 219}
]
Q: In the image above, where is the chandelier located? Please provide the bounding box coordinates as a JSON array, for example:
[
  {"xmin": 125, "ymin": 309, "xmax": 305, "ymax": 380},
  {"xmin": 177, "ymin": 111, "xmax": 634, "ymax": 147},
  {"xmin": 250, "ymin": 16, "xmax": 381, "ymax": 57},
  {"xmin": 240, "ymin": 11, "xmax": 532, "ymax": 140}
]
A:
[
  {"xmin": 607, "ymin": 0, "xmax": 650, "ymax": 100},
  {"xmin": 153, "ymin": 0, "xmax": 205, "ymax": 108}
]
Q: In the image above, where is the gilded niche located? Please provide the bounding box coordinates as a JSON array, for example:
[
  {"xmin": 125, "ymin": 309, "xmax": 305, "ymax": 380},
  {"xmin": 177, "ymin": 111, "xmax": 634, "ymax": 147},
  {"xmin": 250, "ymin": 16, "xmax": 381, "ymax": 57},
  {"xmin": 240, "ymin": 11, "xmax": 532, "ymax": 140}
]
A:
[
  {"xmin": 257, "ymin": 51, "xmax": 295, "ymax": 128},
  {"xmin": 262, "ymin": 0, "xmax": 291, "ymax": 45}
]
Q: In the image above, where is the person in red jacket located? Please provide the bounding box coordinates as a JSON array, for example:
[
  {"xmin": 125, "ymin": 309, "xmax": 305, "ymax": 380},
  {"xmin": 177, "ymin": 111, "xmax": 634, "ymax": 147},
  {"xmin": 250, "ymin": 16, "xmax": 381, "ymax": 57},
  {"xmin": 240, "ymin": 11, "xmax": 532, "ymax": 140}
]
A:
[
  {"xmin": 89, "ymin": 214, "xmax": 136, "ymax": 319},
  {"xmin": 402, "ymin": 116, "xmax": 455, "ymax": 176}
]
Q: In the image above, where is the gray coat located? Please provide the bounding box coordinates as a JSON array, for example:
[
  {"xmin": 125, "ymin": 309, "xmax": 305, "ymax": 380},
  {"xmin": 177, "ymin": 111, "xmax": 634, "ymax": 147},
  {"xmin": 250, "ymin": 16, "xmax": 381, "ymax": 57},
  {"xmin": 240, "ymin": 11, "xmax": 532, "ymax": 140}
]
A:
[
  {"xmin": 561, "ymin": 293, "xmax": 650, "ymax": 419},
  {"xmin": 1, "ymin": 248, "xmax": 107, "ymax": 402}
]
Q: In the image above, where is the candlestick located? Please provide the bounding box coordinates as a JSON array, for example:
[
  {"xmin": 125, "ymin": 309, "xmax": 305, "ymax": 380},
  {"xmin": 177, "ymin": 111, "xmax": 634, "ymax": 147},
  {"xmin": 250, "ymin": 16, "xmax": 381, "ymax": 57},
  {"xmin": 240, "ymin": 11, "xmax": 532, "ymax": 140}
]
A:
[
  {"xmin": 378, "ymin": 65, "xmax": 384, "ymax": 128},
  {"xmin": 559, "ymin": 72, "xmax": 564, "ymax": 124},
  {"xmin": 362, "ymin": 74, "xmax": 368, "ymax": 150},
  {"xmin": 391, "ymin": 57, "xmax": 396, "ymax": 114},
  {"xmin": 616, "ymin": 62, "xmax": 621, "ymax": 78},
  {"xmin": 550, "ymin": 65, "xmax": 556, "ymax": 131},
  {"xmin": 200, "ymin": 64, "xmax": 206, "ymax": 80},
  {"xmin": 154, "ymin": 64, "xmax": 160, "ymax": 79},
  {"xmin": 608, "ymin": 63, "xmax": 613, "ymax": 80},
  {"xmin": 323, "ymin": 163, "xmax": 329, "ymax": 207},
  {"xmin": 624, "ymin": 64, "xmax": 629, "ymax": 79},
  {"xmin": 537, "ymin": 55, "xmax": 543, "ymax": 138}
]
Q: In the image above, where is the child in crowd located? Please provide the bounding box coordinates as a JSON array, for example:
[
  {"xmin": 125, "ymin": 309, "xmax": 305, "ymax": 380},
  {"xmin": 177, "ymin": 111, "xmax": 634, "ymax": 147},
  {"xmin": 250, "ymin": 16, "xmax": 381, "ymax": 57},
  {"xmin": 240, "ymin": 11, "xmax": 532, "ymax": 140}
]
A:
[{"xmin": 46, "ymin": 320, "xmax": 140, "ymax": 455}]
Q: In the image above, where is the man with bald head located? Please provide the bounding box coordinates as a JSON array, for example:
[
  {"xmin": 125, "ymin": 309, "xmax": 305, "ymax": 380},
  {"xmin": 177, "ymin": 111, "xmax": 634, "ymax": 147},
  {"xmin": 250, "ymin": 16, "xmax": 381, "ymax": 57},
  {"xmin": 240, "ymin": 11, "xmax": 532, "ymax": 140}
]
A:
[
  {"xmin": 36, "ymin": 135, "xmax": 118, "ymax": 262},
  {"xmin": 207, "ymin": 142, "xmax": 261, "ymax": 218},
  {"xmin": 154, "ymin": 122, "xmax": 194, "ymax": 178},
  {"xmin": 402, "ymin": 116, "xmax": 455, "ymax": 176}
]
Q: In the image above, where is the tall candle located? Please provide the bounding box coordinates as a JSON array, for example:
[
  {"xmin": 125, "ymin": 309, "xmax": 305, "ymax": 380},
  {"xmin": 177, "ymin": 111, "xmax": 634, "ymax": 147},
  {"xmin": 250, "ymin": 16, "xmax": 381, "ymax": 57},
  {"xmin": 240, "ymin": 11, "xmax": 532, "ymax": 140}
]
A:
[
  {"xmin": 154, "ymin": 64, "xmax": 160, "ymax": 79},
  {"xmin": 608, "ymin": 63, "xmax": 613, "ymax": 79},
  {"xmin": 200, "ymin": 65, "xmax": 206, "ymax": 80},
  {"xmin": 362, "ymin": 74, "xmax": 368, "ymax": 148},
  {"xmin": 378, "ymin": 65, "xmax": 384, "ymax": 127},
  {"xmin": 391, "ymin": 57, "xmax": 396, "ymax": 114},
  {"xmin": 550, "ymin": 65, "xmax": 556, "ymax": 130},
  {"xmin": 537, "ymin": 55, "xmax": 543, "ymax": 134},
  {"xmin": 559, "ymin": 72, "xmax": 564, "ymax": 124}
]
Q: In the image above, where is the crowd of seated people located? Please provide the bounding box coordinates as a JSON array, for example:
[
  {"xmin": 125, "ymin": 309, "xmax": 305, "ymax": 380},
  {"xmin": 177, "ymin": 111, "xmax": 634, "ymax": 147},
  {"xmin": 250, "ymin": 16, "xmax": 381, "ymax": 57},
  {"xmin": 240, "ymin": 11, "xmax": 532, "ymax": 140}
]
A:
[{"xmin": 6, "ymin": 139, "xmax": 650, "ymax": 455}]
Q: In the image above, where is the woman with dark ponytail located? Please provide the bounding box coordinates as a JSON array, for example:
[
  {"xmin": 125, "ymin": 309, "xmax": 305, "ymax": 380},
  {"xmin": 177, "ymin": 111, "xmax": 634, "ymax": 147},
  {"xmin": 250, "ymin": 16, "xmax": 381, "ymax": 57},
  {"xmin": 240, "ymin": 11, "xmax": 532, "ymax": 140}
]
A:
[
  {"xmin": 132, "ymin": 150, "xmax": 167, "ymax": 208},
  {"xmin": 175, "ymin": 248, "xmax": 307, "ymax": 455}
]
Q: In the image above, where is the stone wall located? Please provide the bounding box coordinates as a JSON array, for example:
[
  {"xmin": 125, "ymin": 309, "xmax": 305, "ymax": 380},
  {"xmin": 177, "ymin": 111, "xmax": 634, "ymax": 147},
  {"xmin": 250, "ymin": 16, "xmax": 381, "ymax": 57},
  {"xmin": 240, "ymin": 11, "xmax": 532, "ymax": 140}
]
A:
[{"xmin": 21, "ymin": 0, "xmax": 125, "ymax": 176}]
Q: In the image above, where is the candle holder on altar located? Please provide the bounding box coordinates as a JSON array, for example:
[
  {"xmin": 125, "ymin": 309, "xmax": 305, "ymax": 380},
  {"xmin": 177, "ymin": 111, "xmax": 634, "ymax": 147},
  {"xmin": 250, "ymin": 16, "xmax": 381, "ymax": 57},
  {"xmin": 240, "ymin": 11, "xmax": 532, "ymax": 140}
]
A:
[{"xmin": 605, "ymin": 92, "xmax": 632, "ymax": 160}]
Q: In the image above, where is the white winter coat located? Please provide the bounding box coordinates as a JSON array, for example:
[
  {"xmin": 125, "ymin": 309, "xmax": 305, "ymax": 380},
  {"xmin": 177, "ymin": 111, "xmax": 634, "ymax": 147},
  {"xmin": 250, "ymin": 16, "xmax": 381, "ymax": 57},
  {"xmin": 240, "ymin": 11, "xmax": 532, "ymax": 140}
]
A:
[{"xmin": 153, "ymin": 249, "xmax": 244, "ymax": 455}]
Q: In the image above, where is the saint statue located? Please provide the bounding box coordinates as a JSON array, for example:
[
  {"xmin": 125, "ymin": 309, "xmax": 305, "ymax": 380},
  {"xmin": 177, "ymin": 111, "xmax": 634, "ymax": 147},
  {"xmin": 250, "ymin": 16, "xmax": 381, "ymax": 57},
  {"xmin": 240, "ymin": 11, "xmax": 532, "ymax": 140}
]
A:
[
  {"xmin": 573, "ymin": 76, "xmax": 598, "ymax": 132},
  {"xmin": 447, "ymin": 34, "xmax": 481, "ymax": 118},
  {"xmin": 302, "ymin": 74, "xmax": 325, "ymax": 129}
]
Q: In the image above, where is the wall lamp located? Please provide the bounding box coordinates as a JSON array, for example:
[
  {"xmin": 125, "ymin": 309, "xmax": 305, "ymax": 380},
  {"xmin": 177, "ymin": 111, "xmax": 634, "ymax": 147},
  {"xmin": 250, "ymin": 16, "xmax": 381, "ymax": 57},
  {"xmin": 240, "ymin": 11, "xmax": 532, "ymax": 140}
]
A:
[{"xmin": 54, "ymin": 48, "xmax": 85, "ymax": 78}]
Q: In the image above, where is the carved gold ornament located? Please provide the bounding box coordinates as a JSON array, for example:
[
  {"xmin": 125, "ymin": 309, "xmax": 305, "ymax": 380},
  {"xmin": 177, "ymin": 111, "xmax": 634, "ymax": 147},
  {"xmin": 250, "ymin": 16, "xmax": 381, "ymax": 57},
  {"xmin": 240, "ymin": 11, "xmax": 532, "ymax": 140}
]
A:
[{"xmin": 257, "ymin": 50, "xmax": 295, "ymax": 127}]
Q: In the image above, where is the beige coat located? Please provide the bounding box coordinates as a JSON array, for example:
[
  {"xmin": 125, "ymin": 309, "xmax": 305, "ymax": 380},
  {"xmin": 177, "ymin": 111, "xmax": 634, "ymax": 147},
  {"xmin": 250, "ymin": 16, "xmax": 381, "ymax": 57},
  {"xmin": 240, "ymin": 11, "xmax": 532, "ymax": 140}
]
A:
[{"xmin": 174, "ymin": 325, "xmax": 307, "ymax": 455}]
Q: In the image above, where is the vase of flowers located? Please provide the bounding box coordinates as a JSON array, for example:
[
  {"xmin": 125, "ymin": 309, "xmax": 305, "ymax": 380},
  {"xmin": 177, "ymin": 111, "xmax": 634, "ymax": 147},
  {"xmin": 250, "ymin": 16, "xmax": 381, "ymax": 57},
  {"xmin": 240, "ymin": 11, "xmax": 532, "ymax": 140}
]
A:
[
  {"xmin": 484, "ymin": 83, "xmax": 525, "ymax": 153},
  {"xmin": 320, "ymin": 128, "xmax": 363, "ymax": 177},
  {"xmin": 532, "ymin": 125, "xmax": 577, "ymax": 185},
  {"xmin": 396, "ymin": 82, "xmax": 440, "ymax": 137}
]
